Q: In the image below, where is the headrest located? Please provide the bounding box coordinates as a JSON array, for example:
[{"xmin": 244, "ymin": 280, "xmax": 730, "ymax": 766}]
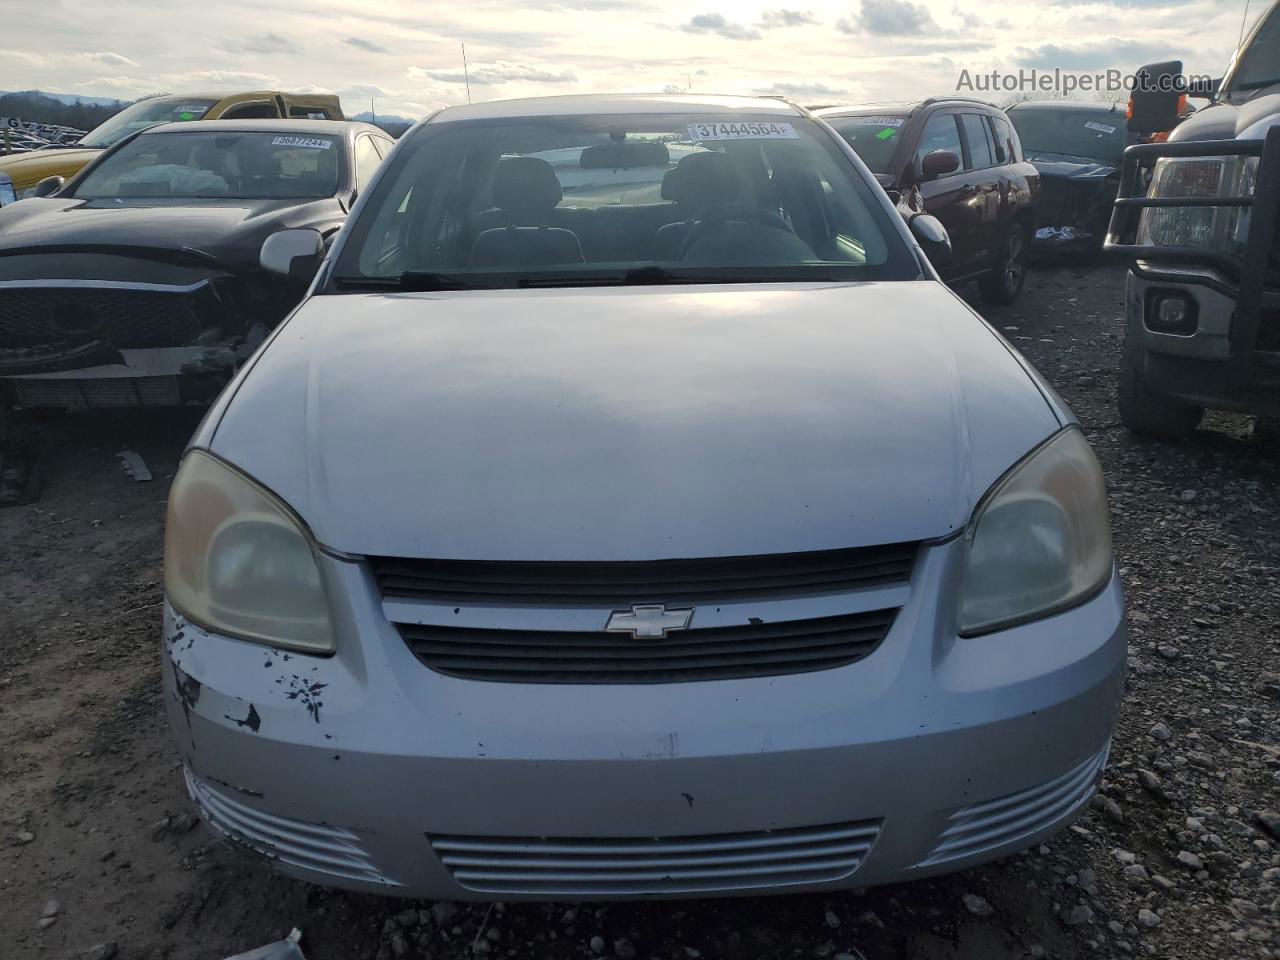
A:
[
  {"xmin": 492, "ymin": 156, "xmax": 562, "ymax": 216},
  {"xmin": 580, "ymin": 140, "xmax": 671, "ymax": 169},
  {"xmin": 660, "ymin": 151, "xmax": 741, "ymax": 209}
]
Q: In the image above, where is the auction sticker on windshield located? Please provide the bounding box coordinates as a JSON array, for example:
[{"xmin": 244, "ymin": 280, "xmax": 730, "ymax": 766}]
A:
[
  {"xmin": 1084, "ymin": 121, "xmax": 1117, "ymax": 135},
  {"xmin": 839, "ymin": 117, "xmax": 906, "ymax": 128},
  {"xmin": 688, "ymin": 121, "xmax": 799, "ymax": 141},
  {"xmin": 271, "ymin": 136, "xmax": 333, "ymax": 149}
]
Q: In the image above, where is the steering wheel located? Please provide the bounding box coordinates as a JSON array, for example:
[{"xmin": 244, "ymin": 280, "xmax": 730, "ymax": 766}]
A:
[{"xmin": 679, "ymin": 204, "xmax": 796, "ymax": 258}]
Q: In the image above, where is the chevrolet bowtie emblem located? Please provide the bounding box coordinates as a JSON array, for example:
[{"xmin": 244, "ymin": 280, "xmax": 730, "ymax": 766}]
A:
[{"xmin": 605, "ymin": 604, "xmax": 694, "ymax": 639}]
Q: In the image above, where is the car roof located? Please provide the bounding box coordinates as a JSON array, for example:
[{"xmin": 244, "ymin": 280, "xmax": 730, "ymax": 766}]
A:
[
  {"xmin": 814, "ymin": 103, "xmax": 917, "ymax": 117},
  {"xmin": 1005, "ymin": 100, "xmax": 1125, "ymax": 114},
  {"xmin": 139, "ymin": 119, "xmax": 383, "ymax": 137},
  {"xmin": 430, "ymin": 93, "xmax": 805, "ymax": 124}
]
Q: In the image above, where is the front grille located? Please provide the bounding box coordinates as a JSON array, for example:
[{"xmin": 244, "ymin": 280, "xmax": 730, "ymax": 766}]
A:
[
  {"xmin": 372, "ymin": 543, "xmax": 917, "ymax": 606},
  {"xmin": 916, "ymin": 743, "xmax": 1109, "ymax": 868},
  {"xmin": 13, "ymin": 375, "xmax": 181, "ymax": 409},
  {"xmin": 430, "ymin": 819, "xmax": 882, "ymax": 896},
  {"xmin": 0, "ymin": 286, "xmax": 204, "ymax": 348},
  {"xmin": 399, "ymin": 608, "xmax": 895, "ymax": 683}
]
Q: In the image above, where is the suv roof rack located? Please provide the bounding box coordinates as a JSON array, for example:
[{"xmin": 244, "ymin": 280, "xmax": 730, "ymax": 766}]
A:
[{"xmin": 919, "ymin": 96, "xmax": 996, "ymax": 109}]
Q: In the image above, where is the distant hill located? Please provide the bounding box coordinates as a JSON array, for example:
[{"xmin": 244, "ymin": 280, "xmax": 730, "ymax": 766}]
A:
[
  {"xmin": 0, "ymin": 91, "xmax": 128, "ymax": 134},
  {"xmin": 1, "ymin": 90, "xmax": 128, "ymax": 108},
  {"xmin": 351, "ymin": 110, "xmax": 415, "ymax": 138}
]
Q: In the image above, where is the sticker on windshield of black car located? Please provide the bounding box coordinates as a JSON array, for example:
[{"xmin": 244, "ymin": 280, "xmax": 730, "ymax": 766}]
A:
[
  {"xmin": 687, "ymin": 121, "xmax": 800, "ymax": 141},
  {"xmin": 1084, "ymin": 121, "xmax": 1117, "ymax": 135},
  {"xmin": 840, "ymin": 117, "xmax": 906, "ymax": 127},
  {"xmin": 271, "ymin": 136, "xmax": 333, "ymax": 150}
]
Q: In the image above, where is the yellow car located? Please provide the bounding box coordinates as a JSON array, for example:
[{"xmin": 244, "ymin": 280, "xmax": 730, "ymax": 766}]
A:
[{"xmin": 0, "ymin": 92, "xmax": 343, "ymax": 202}]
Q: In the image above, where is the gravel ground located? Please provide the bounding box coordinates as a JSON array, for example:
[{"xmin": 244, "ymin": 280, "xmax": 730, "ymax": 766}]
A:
[{"xmin": 1, "ymin": 263, "xmax": 1277, "ymax": 960}]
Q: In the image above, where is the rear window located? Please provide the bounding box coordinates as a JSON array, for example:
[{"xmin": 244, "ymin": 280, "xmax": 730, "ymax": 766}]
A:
[
  {"xmin": 1008, "ymin": 108, "xmax": 1127, "ymax": 165},
  {"xmin": 73, "ymin": 130, "xmax": 343, "ymax": 200},
  {"xmin": 824, "ymin": 114, "xmax": 908, "ymax": 174}
]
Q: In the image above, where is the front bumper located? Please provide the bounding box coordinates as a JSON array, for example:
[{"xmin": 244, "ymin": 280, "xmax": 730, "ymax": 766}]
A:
[{"xmin": 162, "ymin": 539, "xmax": 1127, "ymax": 901}]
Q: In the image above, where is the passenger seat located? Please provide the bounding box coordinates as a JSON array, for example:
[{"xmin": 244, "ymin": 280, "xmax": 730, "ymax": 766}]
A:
[{"xmin": 469, "ymin": 157, "xmax": 585, "ymax": 268}]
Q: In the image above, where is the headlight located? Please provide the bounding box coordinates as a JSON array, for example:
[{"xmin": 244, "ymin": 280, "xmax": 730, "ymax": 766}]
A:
[
  {"xmin": 958, "ymin": 427, "xmax": 1113, "ymax": 636},
  {"xmin": 1137, "ymin": 155, "xmax": 1258, "ymax": 255},
  {"xmin": 164, "ymin": 450, "xmax": 335, "ymax": 653}
]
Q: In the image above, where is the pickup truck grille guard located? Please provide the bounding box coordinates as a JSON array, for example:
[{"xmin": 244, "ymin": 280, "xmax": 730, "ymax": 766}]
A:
[{"xmin": 1105, "ymin": 126, "xmax": 1280, "ymax": 393}]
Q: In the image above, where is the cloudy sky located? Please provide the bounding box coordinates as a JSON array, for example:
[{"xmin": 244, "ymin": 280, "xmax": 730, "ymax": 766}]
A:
[{"xmin": 0, "ymin": 0, "xmax": 1264, "ymax": 119}]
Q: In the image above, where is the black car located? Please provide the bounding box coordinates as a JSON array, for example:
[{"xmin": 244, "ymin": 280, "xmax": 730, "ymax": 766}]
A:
[
  {"xmin": 0, "ymin": 119, "xmax": 393, "ymax": 409},
  {"xmin": 816, "ymin": 97, "xmax": 1039, "ymax": 304},
  {"xmin": 1005, "ymin": 100, "xmax": 1133, "ymax": 253}
]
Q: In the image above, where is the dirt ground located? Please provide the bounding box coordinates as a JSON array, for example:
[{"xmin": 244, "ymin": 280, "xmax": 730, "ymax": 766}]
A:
[{"xmin": 1, "ymin": 263, "xmax": 1278, "ymax": 960}]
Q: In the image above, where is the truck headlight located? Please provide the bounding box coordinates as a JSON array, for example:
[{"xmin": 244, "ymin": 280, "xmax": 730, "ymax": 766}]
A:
[
  {"xmin": 1137, "ymin": 155, "xmax": 1258, "ymax": 255},
  {"xmin": 958, "ymin": 428, "xmax": 1113, "ymax": 636},
  {"xmin": 164, "ymin": 450, "xmax": 335, "ymax": 654}
]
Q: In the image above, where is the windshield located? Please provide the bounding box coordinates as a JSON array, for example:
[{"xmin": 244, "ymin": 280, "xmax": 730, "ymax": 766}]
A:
[
  {"xmin": 79, "ymin": 98, "xmax": 219, "ymax": 149},
  {"xmin": 72, "ymin": 131, "xmax": 342, "ymax": 200},
  {"xmin": 1008, "ymin": 108, "xmax": 1128, "ymax": 165},
  {"xmin": 1227, "ymin": 3, "xmax": 1280, "ymax": 92},
  {"xmin": 331, "ymin": 112, "xmax": 914, "ymax": 288},
  {"xmin": 823, "ymin": 114, "xmax": 909, "ymax": 174}
]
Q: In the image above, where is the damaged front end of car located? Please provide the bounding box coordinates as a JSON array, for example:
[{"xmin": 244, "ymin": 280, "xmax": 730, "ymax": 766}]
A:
[
  {"xmin": 0, "ymin": 246, "xmax": 304, "ymax": 410},
  {"xmin": 1032, "ymin": 161, "xmax": 1121, "ymax": 253}
]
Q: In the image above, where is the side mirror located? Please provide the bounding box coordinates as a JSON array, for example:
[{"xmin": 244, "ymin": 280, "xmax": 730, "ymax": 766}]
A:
[
  {"xmin": 260, "ymin": 229, "xmax": 324, "ymax": 282},
  {"xmin": 1129, "ymin": 60, "xmax": 1184, "ymax": 136},
  {"xmin": 920, "ymin": 150, "xmax": 960, "ymax": 182},
  {"xmin": 909, "ymin": 213, "xmax": 952, "ymax": 267},
  {"xmin": 32, "ymin": 175, "xmax": 65, "ymax": 198}
]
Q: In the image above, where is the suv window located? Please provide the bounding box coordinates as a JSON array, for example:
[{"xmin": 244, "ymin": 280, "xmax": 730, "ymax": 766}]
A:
[
  {"xmin": 220, "ymin": 101, "xmax": 280, "ymax": 120},
  {"xmin": 960, "ymin": 114, "xmax": 994, "ymax": 169},
  {"xmin": 987, "ymin": 115, "xmax": 1013, "ymax": 164},
  {"xmin": 914, "ymin": 113, "xmax": 963, "ymax": 172}
]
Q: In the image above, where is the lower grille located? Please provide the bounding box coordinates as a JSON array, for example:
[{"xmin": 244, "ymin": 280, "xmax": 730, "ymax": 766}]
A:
[
  {"xmin": 185, "ymin": 768, "xmax": 399, "ymax": 887},
  {"xmin": 917, "ymin": 743, "xmax": 1109, "ymax": 868},
  {"xmin": 431, "ymin": 819, "xmax": 882, "ymax": 896},
  {"xmin": 0, "ymin": 286, "xmax": 205, "ymax": 349},
  {"xmin": 399, "ymin": 609, "xmax": 895, "ymax": 684},
  {"xmin": 13, "ymin": 375, "xmax": 181, "ymax": 409}
]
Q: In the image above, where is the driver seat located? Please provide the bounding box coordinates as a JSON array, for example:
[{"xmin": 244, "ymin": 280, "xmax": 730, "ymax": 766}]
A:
[{"xmin": 652, "ymin": 152, "xmax": 790, "ymax": 261}]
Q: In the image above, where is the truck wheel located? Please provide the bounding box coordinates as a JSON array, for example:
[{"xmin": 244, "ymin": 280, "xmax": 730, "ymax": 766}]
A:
[
  {"xmin": 1117, "ymin": 335, "xmax": 1203, "ymax": 438},
  {"xmin": 979, "ymin": 222, "xmax": 1028, "ymax": 305}
]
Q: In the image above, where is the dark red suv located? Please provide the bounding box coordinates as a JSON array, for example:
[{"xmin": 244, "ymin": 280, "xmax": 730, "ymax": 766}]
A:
[{"xmin": 816, "ymin": 98, "xmax": 1040, "ymax": 304}]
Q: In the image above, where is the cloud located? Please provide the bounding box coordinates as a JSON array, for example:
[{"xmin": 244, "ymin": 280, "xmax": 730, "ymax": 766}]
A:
[
  {"xmin": 84, "ymin": 51, "xmax": 137, "ymax": 68},
  {"xmin": 663, "ymin": 83, "xmax": 686, "ymax": 93},
  {"xmin": 414, "ymin": 61, "xmax": 578, "ymax": 86},
  {"xmin": 758, "ymin": 9, "xmax": 818, "ymax": 27},
  {"xmin": 76, "ymin": 75, "xmax": 142, "ymax": 93},
  {"xmin": 759, "ymin": 80, "xmax": 850, "ymax": 97},
  {"xmin": 220, "ymin": 33, "xmax": 298, "ymax": 55},
  {"xmin": 341, "ymin": 83, "xmax": 397, "ymax": 99},
  {"xmin": 1015, "ymin": 38, "xmax": 1177, "ymax": 70},
  {"xmin": 344, "ymin": 37, "xmax": 389, "ymax": 54},
  {"xmin": 172, "ymin": 69, "xmax": 281, "ymax": 88},
  {"xmin": 837, "ymin": 0, "xmax": 938, "ymax": 35},
  {"xmin": 681, "ymin": 13, "xmax": 760, "ymax": 40}
]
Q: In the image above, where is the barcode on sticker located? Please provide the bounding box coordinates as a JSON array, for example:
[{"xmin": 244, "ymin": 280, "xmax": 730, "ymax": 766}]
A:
[
  {"xmin": 1083, "ymin": 121, "xmax": 1117, "ymax": 135},
  {"xmin": 271, "ymin": 136, "xmax": 333, "ymax": 149},
  {"xmin": 687, "ymin": 121, "xmax": 800, "ymax": 141}
]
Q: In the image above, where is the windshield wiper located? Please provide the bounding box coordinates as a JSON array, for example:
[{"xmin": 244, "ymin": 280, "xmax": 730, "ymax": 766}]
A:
[
  {"xmin": 518, "ymin": 266, "xmax": 737, "ymax": 288},
  {"xmin": 331, "ymin": 271, "xmax": 479, "ymax": 291}
]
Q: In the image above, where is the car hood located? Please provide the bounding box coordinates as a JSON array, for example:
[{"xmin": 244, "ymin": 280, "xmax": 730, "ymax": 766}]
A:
[
  {"xmin": 1025, "ymin": 153, "xmax": 1119, "ymax": 181},
  {"xmin": 1172, "ymin": 92, "xmax": 1280, "ymax": 142},
  {"xmin": 0, "ymin": 147, "xmax": 102, "ymax": 189},
  {"xmin": 207, "ymin": 282, "xmax": 1062, "ymax": 561},
  {"xmin": 0, "ymin": 197, "xmax": 345, "ymax": 270}
]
